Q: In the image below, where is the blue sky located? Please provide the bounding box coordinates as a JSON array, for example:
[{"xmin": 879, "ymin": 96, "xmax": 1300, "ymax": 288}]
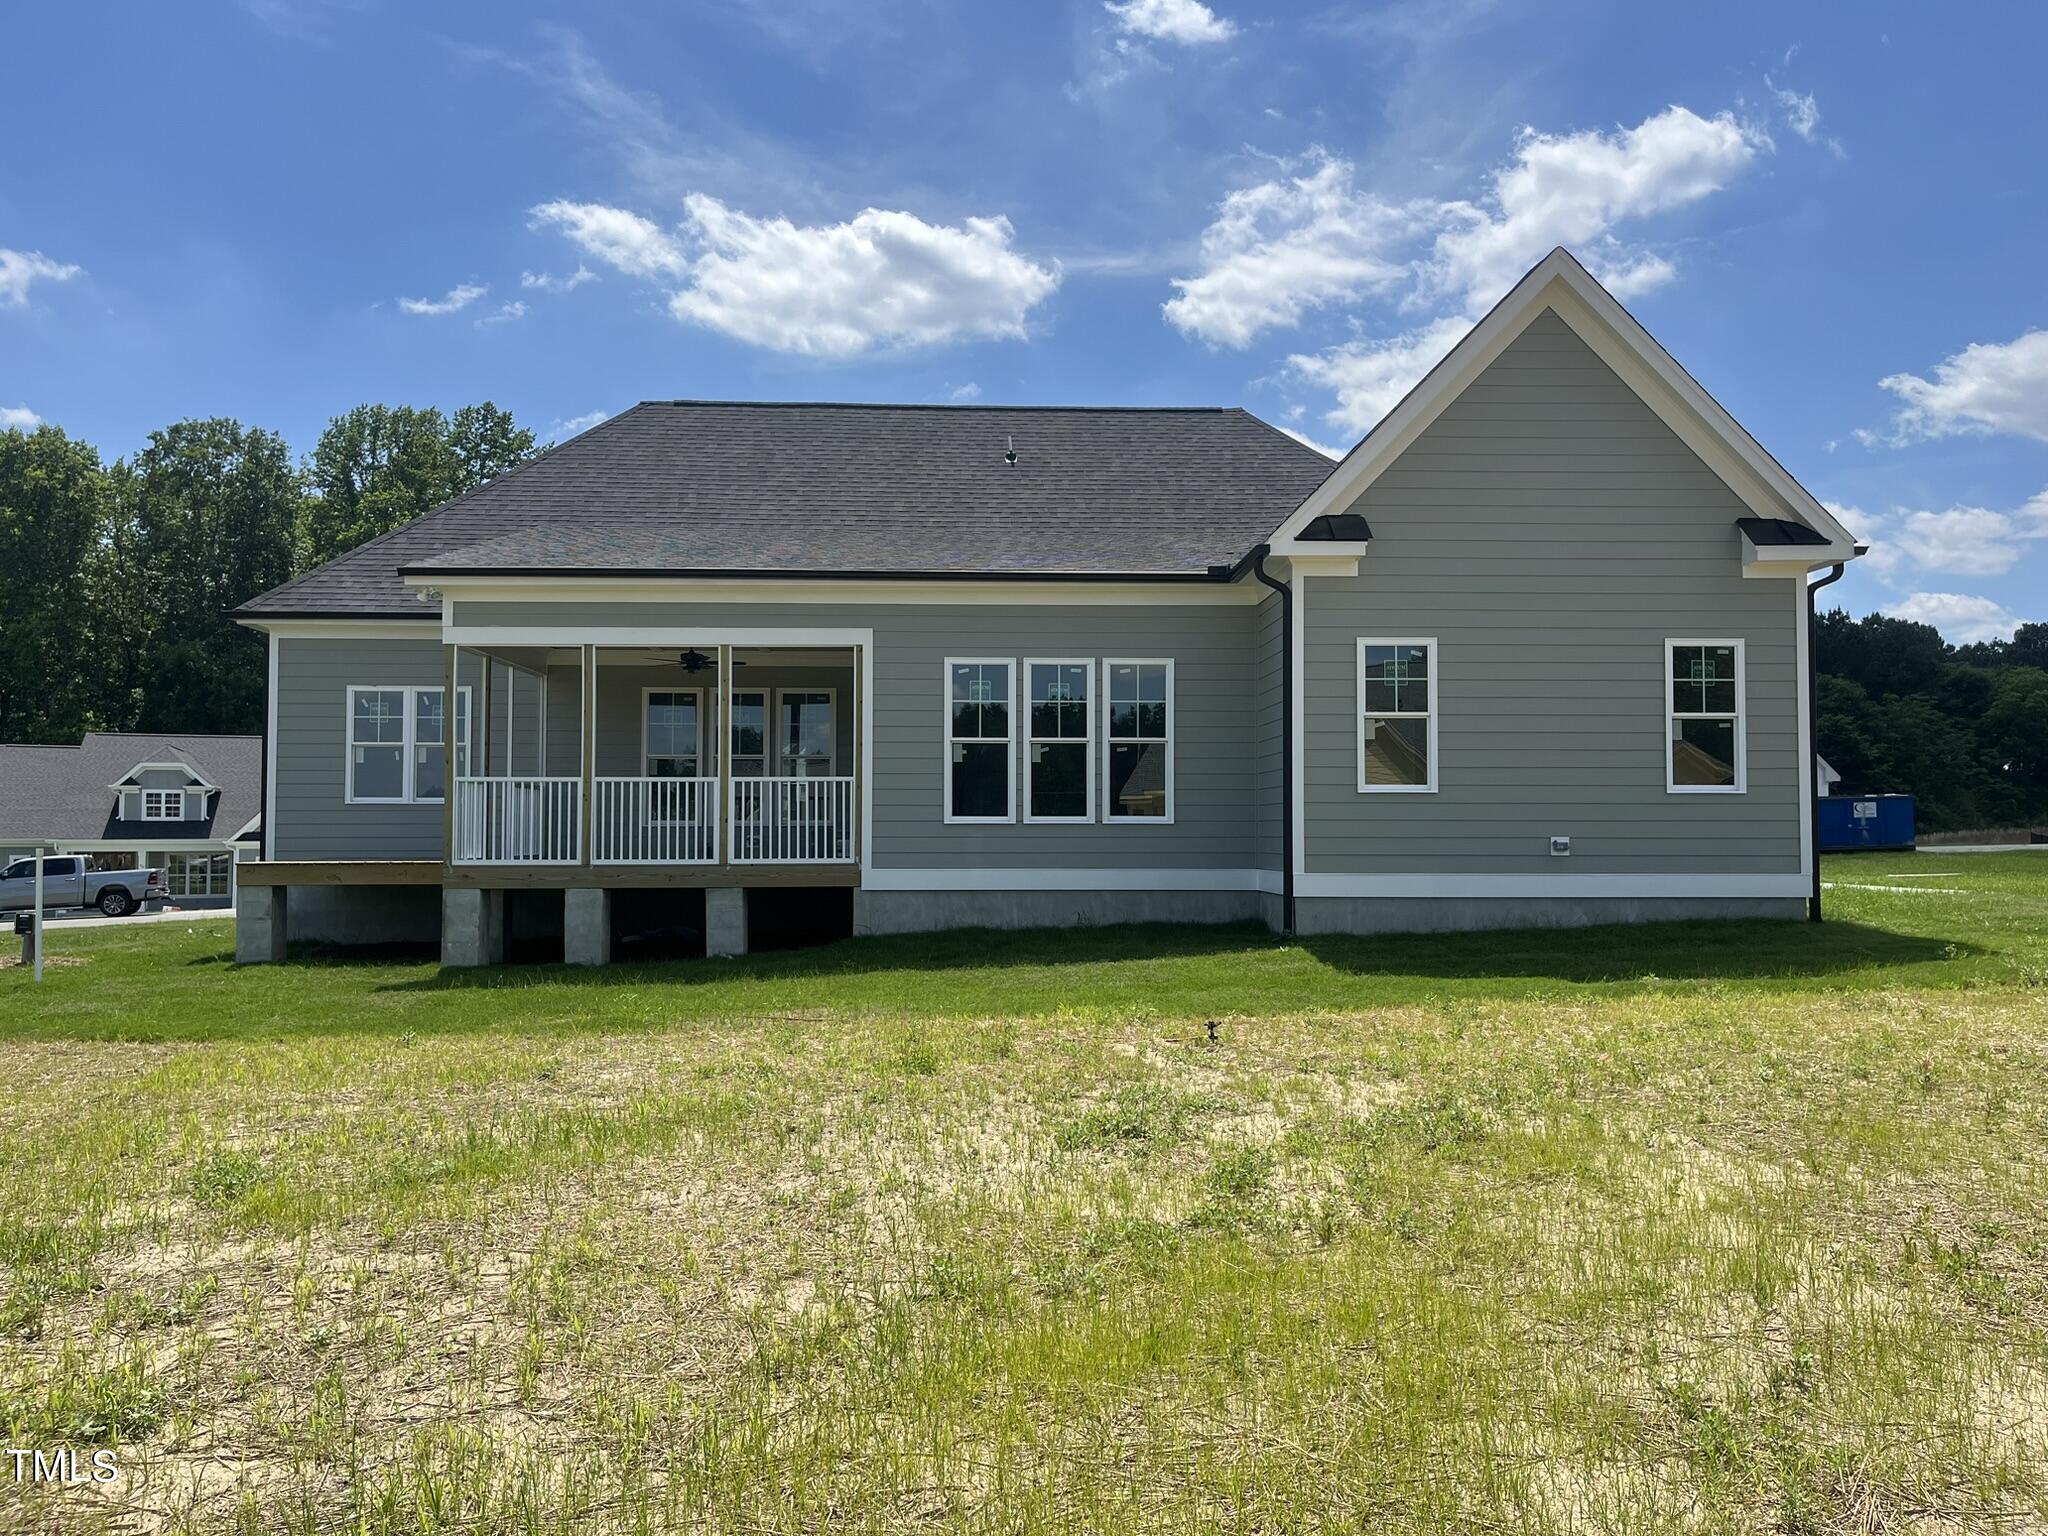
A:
[{"xmin": 4, "ymin": 0, "xmax": 2044, "ymax": 640}]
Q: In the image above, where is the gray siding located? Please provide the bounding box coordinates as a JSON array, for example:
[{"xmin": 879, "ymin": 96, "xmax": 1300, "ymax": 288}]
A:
[
  {"xmin": 1301, "ymin": 307, "xmax": 1802, "ymax": 876},
  {"xmin": 1250, "ymin": 587, "xmax": 1284, "ymax": 873},
  {"xmin": 454, "ymin": 600, "xmax": 1266, "ymax": 870},
  {"xmin": 273, "ymin": 636, "xmax": 450, "ymax": 860}
]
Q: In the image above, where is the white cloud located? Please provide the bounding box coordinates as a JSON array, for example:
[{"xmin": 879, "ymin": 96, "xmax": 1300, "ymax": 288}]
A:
[
  {"xmin": 0, "ymin": 249, "xmax": 82, "ymax": 308},
  {"xmin": 530, "ymin": 201, "xmax": 689, "ymax": 278},
  {"xmin": 948, "ymin": 382, "xmax": 982, "ymax": 402},
  {"xmin": 1, "ymin": 405, "xmax": 41, "ymax": 430},
  {"xmin": 1286, "ymin": 314, "xmax": 1472, "ymax": 438},
  {"xmin": 1163, "ymin": 152, "xmax": 1418, "ymax": 349},
  {"xmin": 1594, "ymin": 252, "xmax": 1677, "ymax": 301},
  {"xmin": 1178, "ymin": 105, "xmax": 1767, "ymax": 434},
  {"xmin": 550, "ymin": 409, "xmax": 611, "ymax": 437},
  {"xmin": 398, "ymin": 282, "xmax": 488, "ymax": 316},
  {"xmin": 1767, "ymin": 76, "xmax": 1844, "ymax": 157},
  {"xmin": 1105, "ymin": 0, "xmax": 1236, "ymax": 45},
  {"xmin": 1276, "ymin": 424, "xmax": 1345, "ymax": 459},
  {"xmin": 1826, "ymin": 490, "xmax": 2048, "ymax": 587},
  {"xmin": 539, "ymin": 194, "xmax": 1060, "ymax": 357},
  {"xmin": 1863, "ymin": 330, "xmax": 2048, "ymax": 446},
  {"xmin": 672, "ymin": 198, "xmax": 1059, "ymax": 355},
  {"xmin": 1882, "ymin": 591, "xmax": 2026, "ymax": 645},
  {"xmin": 521, "ymin": 264, "xmax": 595, "ymax": 292},
  {"xmin": 476, "ymin": 300, "xmax": 528, "ymax": 327},
  {"xmin": 1426, "ymin": 106, "xmax": 1766, "ymax": 313}
]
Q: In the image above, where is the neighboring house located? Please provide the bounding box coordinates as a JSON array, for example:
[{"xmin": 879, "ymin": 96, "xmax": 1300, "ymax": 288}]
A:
[
  {"xmin": 0, "ymin": 733, "xmax": 262, "ymax": 906},
  {"xmin": 230, "ymin": 248, "xmax": 1862, "ymax": 967},
  {"xmin": 1817, "ymin": 755, "xmax": 1843, "ymax": 796}
]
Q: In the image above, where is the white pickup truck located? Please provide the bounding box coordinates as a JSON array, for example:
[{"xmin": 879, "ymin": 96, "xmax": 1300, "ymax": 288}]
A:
[{"xmin": 0, "ymin": 856, "xmax": 164, "ymax": 917}]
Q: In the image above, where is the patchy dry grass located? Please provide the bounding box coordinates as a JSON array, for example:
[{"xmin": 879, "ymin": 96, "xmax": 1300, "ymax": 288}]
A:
[{"xmin": 1, "ymin": 854, "xmax": 2046, "ymax": 1532}]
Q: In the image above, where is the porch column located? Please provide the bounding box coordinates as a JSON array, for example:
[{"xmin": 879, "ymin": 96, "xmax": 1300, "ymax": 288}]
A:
[
  {"xmin": 443, "ymin": 643, "xmax": 457, "ymax": 867},
  {"xmin": 851, "ymin": 643, "xmax": 863, "ymax": 867},
  {"xmin": 580, "ymin": 644, "xmax": 596, "ymax": 866},
  {"xmin": 717, "ymin": 643, "xmax": 732, "ymax": 868}
]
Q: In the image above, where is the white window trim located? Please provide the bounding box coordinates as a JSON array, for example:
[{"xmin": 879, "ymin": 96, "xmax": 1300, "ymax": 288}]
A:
[
  {"xmin": 1665, "ymin": 638, "xmax": 1747, "ymax": 794},
  {"xmin": 1023, "ymin": 657, "xmax": 1095, "ymax": 824},
  {"xmin": 140, "ymin": 789, "xmax": 188, "ymax": 822},
  {"xmin": 774, "ymin": 687, "xmax": 838, "ymax": 776},
  {"xmin": 640, "ymin": 686, "xmax": 706, "ymax": 777},
  {"xmin": 1102, "ymin": 657, "xmax": 1176, "ymax": 825},
  {"xmin": 450, "ymin": 684, "xmax": 473, "ymax": 780},
  {"xmin": 344, "ymin": 685, "xmax": 456, "ymax": 805},
  {"xmin": 944, "ymin": 657, "xmax": 1017, "ymax": 825},
  {"xmin": 1356, "ymin": 638, "xmax": 1439, "ymax": 794}
]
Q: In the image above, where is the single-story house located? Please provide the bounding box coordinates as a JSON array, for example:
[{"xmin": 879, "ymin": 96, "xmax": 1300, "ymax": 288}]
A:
[
  {"xmin": 0, "ymin": 732, "xmax": 262, "ymax": 906},
  {"xmin": 229, "ymin": 247, "xmax": 1863, "ymax": 967}
]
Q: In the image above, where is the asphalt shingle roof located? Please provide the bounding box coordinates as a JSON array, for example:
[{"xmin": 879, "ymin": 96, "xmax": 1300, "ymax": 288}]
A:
[
  {"xmin": 236, "ymin": 402, "xmax": 1338, "ymax": 618},
  {"xmin": 0, "ymin": 734, "xmax": 261, "ymax": 845}
]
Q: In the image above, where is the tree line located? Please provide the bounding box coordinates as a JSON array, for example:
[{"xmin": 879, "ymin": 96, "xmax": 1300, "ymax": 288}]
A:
[
  {"xmin": 0, "ymin": 404, "xmax": 537, "ymax": 743},
  {"xmin": 1816, "ymin": 611, "xmax": 2048, "ymax": 832}
]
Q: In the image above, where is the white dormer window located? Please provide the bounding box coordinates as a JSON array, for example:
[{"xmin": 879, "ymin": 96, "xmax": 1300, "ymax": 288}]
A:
[{"xmin": 141, "ymin": 789, "xmax": 186, "ymax": 821}]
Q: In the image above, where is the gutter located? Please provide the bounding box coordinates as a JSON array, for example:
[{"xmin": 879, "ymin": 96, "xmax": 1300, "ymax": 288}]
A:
[
  {"xmin": 1806, "ymin": 560, "xmax": 1848, "ymax": 922},
  {"xmin": 1247, "ymin": 545, "xmax": 1296, "ymax": 935}
]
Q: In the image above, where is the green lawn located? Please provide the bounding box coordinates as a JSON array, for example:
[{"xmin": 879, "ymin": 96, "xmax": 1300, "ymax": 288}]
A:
[{"xmin": 3, "ymin": 853, "xmax": 2046, "ymax": 1532}]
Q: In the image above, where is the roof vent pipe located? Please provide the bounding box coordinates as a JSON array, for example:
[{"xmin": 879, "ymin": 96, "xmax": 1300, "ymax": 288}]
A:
[{"xmin": 1004, "ymin": 435, "xmax": 1017, "ymax": 467}]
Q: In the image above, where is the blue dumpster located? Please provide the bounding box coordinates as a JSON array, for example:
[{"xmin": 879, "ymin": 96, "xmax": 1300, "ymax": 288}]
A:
[{"xmin": 1818, "ymin": 793, "xmax": 1915, "ymax": 851}]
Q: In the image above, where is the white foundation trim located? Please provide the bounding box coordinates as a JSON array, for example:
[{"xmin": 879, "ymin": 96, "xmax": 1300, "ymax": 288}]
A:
[
  {"xmin": 862, "ymin": 867, "xmax": 1284, "ymax": 894},
  {"xmin": 1296, "ymin": 872, "xmax": 1809, "ymax": 899}
]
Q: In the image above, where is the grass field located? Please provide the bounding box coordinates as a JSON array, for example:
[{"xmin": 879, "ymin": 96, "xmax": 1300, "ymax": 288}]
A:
[{"xmin": 3, "ymin": 852, "xmax": 2046, "ymax": 1533}]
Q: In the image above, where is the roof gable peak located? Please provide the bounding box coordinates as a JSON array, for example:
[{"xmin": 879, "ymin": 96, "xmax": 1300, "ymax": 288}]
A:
[{"xmin": 1268, "ymin": 247, "xmax": 1858, "ymax": 555}]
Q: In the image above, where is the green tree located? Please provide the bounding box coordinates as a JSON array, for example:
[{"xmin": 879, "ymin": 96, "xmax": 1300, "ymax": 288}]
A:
[
  {"xmin": 127, "ymin": 419, "xmax": 301, "ymax": 734},
  {"xmin": 448, "ymin": 401, "xmax": 538, "ymax": 492},
  {"xmin": 303, "ymin": 401, "xmax": 536, "ymax": 567},
  {"xmin": 0, "ymin": 424, "xmax": 110, "ymax": 742},
  {"xmin": 1986, "ymin": 668, "xmax": 2048, "ymax": 790}
]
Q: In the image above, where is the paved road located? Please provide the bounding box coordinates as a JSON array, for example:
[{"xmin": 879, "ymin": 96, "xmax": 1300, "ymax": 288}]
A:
[{"xmin": 39, "ymin": 907, "xmax": 236, "ymax": 931}]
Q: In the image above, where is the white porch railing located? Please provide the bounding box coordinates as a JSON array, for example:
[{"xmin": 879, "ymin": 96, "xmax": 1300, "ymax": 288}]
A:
[
  {"xmin": 453, "ymin": 777, "xmax": 583, "ymax": 865},
  {"xmin": 592, "ymin": 777, "xmax": 719, "ymax": 864},
  {"xmin": 730, "ymin": 776, "xmax": 856, "ymax": 864},
  {"xmin": 452, "ymin": 774, "xmax": 854, "ymax": 865}
]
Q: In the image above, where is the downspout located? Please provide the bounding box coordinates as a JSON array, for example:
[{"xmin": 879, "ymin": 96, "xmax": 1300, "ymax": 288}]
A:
[
  {"xmin": 1806, "ymin": 561, "xmax": 1846, "ymax": 922},
  {"xmin": 1248, "ymin": 546, "xmax": 1296, "ymax": 935}
]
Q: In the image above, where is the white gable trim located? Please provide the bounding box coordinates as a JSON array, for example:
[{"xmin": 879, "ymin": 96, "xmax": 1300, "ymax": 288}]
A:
[
  {"xmin": 106, "ymin": 759, "xmax": 218, "ymax": 793},
  {"xmin": 1268, "ymin": 248, "xmax": 1860, "ymax": 558}
]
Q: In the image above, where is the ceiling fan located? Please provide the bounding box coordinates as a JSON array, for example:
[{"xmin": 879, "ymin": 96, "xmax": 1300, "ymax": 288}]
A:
[{"xmin": 675, "ymin": 648, "xmax": 745, "ymax": 672}]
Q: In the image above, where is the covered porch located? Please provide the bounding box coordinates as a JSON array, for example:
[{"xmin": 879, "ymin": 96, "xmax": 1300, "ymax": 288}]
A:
[{"xmin": 443, "ymin": 642, "xmax": 861, "ymax": 873}]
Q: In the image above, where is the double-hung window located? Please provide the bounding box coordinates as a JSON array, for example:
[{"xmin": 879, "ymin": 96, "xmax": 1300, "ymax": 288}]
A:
[
  {"xmin": 778, "ymin": 690, "xmax": 835, "ymax": 777},
  {"xmin": 1025, "ymin": 660, "xmax": 1092, "ymax": 821},
  {"xmin": 946, "ymin": 659, "xmax": 1014, "ymax": 822},
  {"xmin": 1357, "ymin": 639, "xmax": 1437, "ymax": 792},
  {"xmin": 347, "ymin": 685, "xmax": 457, "ymax": 803},
  {"xmin": 644, "ymin": 689, "xmax": 703, "ymax": 778},
  {"xmin": 728, "ymin": 689, "xmax": 768, "ymax": 777},
  {"xmin": 1104, "ymin": 659, "xmax": 1172, "ymax": 821},
  {"xmin": 413, "ymin": 689, "xmax": 449, "ymax": 801},
  {"xmin": 1667, "ymin": 640, "xmax": 1744, "ymax": 792},
  {"xmin": 141, "ymin": 789, "xmax": 186, "ymax": 820}
]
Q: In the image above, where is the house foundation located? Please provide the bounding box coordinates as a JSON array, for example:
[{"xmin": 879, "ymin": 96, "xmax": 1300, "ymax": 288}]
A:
[
  {"xmin": 235, "ymin": 883, "xmax": 288, "ymax": 964},
  {"xmin": 564, "ymin": 887, "xmax": 611, "ymax": 966},
  {"xmin": 441, "ymin": 886, "xmax": 505, "ymax": 968},
  {"xmin": 705, "ymin": 886, "xmax": 747, "ymax": 956}
]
